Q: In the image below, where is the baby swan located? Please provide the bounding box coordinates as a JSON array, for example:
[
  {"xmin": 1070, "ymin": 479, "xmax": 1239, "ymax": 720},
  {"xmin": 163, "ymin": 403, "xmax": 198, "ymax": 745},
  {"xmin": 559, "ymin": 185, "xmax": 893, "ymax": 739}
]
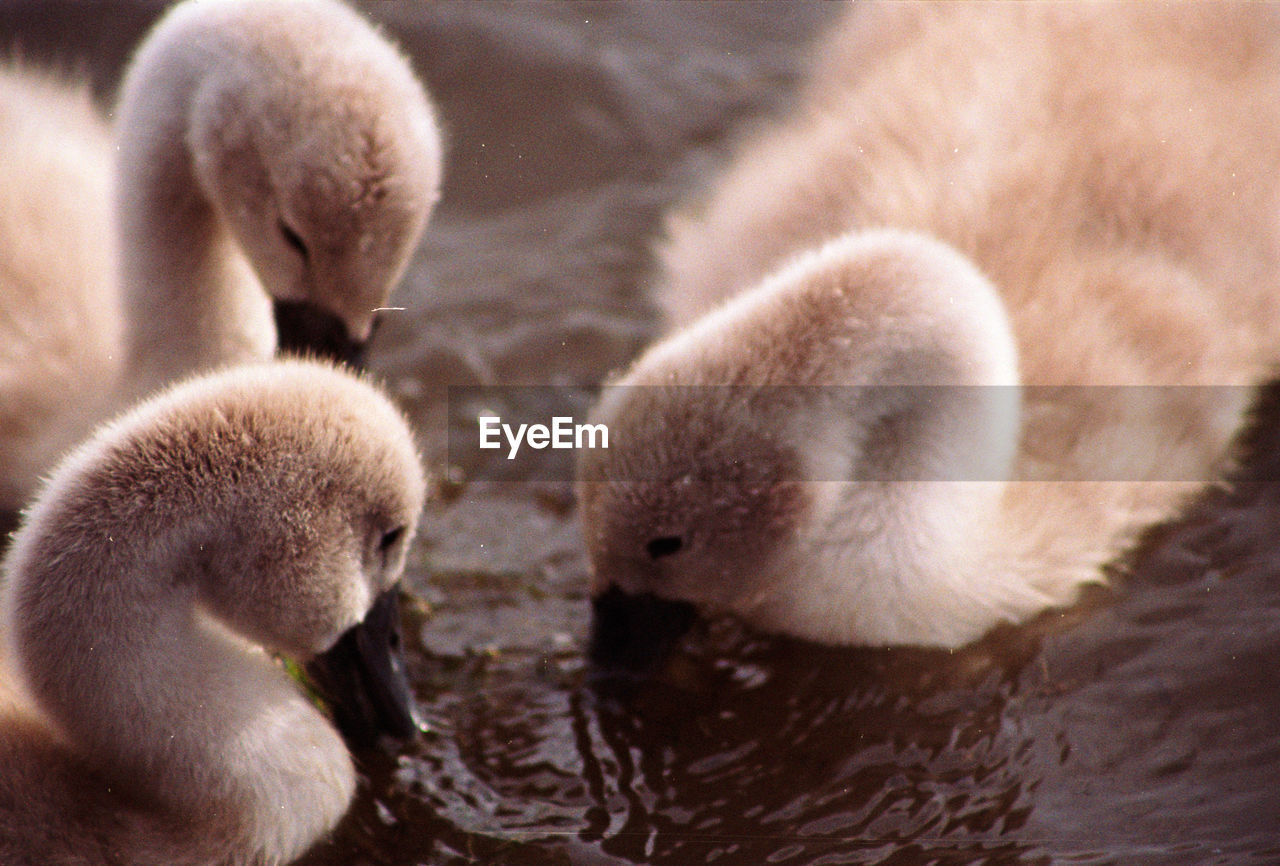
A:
[
  {"xmin": 0, "ymin": 359, "xmax": 426, "ymax": 865},
  {"xmin": 580, "ymin": 3, "xmax": 1280, "ymax": 654},
  {"xmin": 0, "ymin": 0, "xmax": 442, "ymax": 510}
]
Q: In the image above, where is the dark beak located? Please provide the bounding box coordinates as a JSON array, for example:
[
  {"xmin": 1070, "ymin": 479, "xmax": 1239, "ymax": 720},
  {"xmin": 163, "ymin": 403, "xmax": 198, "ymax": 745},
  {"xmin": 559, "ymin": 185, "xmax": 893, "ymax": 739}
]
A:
[
  {"xmin": 273, "ymin": 299, "xmax": 372, "ymax": 368},
  {"xmin": 305, "ymin": 588, "xmax": 421, "ymax": 749},
  {"xmin": 588, "ymin": 585, "xmax": 700, "ymax": 675}
]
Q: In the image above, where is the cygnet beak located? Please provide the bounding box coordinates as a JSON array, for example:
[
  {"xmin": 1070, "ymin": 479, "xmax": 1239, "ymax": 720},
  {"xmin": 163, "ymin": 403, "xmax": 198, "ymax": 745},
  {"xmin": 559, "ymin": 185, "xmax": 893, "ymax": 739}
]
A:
[
  {"xmin": 305, "ymin": 588, "xmax": 422, "ymax": 749},
  {"xmin": 273, "ymin": 299, "xmax": 374, "ymax": 368},
  {"xmin": 588, "ymin": 584, "xmax": 699, "ymax": 675}
]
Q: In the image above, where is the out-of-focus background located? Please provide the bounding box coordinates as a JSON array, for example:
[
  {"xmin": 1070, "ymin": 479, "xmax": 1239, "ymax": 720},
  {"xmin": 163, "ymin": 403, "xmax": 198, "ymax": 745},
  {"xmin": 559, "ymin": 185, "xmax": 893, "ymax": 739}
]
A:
[{"xmin": 5, "ymin": 2, "xmax": 1280, "ymax": 863}]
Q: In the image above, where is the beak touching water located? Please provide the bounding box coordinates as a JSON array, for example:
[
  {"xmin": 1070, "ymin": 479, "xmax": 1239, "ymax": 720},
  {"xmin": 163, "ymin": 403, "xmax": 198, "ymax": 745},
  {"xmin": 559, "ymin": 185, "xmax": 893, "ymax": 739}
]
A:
[
  {"xmin": 588, "ymin": 584, "xmax": 700, "ymax": 676},
  {"xmin": 273, "ymin": 299, "xmax": 374, "ymax": 368},
  {"xmin": 305, "ymin": 587, "xmax": 422, "ymax": 749}
]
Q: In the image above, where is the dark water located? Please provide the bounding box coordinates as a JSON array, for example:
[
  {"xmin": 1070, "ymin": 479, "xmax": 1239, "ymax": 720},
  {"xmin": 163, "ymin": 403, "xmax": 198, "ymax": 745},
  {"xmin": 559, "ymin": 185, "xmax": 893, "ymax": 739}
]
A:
[{"xmin": 5, "ymin": 2, "xmax": 1280, "ymax": 863}]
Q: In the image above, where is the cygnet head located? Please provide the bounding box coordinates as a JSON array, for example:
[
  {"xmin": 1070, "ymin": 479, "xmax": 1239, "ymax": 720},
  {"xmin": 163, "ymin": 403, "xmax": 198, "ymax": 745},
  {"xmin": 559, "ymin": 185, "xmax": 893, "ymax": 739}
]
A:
[
  {"xmin": 124, "ymin": 0, "xmax": 443, "ymax": 363},
  {"xmin": 580, "ymin": 384, "xmax": 809, "ymax": 612},
  {"xmin": 169, "ymin": 364, "xmax": 427, "ymax": 659},
  {"xmin": 580, "ymin": 231, "xmax": 1021, "ymax": 660}
]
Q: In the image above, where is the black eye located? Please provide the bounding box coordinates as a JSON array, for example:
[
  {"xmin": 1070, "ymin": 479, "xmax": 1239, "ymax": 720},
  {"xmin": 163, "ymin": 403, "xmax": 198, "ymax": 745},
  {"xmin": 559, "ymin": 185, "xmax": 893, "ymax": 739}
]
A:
[
  {"xmin": 379, "ymin": 526, "xmax": 405, "ymax": 555},
  {"xmin": 279, "ymin": 219, "xmax": 309, "ymax": 260},
  {"xmin": 646, "ymin": 535, "xmax": 683, "ymax": 560}
]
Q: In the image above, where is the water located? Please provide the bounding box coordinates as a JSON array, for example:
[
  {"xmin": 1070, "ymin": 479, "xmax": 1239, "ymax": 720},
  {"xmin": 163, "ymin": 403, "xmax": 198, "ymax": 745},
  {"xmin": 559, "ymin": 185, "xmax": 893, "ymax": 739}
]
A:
[{"xmin": 5, "ymin": 2, "xmax": 1280, "ymax": 863}]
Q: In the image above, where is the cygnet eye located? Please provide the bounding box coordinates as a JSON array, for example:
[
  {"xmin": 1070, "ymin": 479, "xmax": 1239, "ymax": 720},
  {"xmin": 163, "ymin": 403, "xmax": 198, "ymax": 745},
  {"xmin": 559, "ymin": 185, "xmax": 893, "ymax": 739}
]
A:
[
  {"xmin": 379, "ymin": 525, "xmax": 406, "ymax": 564},
  {"xmin": 380, "ymin": 525, "xmax": 405, "ymax": 552},
  {"xmin": 278, "ymin": 219, "xmax": 309, "ymax": 261},
  {"xmin": 646, "ymin": 535, "xmax": 684, "ymax": 560}
]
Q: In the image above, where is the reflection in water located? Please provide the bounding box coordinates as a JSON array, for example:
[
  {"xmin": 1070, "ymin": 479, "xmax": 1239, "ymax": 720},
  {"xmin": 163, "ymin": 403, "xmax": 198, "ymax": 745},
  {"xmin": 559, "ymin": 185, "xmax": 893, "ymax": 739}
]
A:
[
  {"xmin": 386, "ymin": 622, "xmax": 1050, "ymax": 864},
  {"xmin": 575, "ymin": 631, "xmax": 1040, "ymax": 864}
]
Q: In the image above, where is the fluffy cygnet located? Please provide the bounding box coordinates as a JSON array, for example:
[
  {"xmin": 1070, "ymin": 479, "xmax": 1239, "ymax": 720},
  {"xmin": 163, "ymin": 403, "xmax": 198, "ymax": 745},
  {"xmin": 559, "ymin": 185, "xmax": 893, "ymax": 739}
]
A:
[
  {"xmin": 0, "ymin": 359, "xmax": 426, "ymax": 865},
  {"xmin": 0, "ymin": 0, "xmax": 442, "ymax": 510},
  {"xmin": 579, "ymin": 3, "xmax": 1280, "ymax": 652}
]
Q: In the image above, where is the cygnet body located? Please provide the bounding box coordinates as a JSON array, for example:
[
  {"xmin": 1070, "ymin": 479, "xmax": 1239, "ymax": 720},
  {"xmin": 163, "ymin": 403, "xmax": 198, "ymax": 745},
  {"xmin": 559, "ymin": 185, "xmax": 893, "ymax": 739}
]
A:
[
  {"xmin": 0, "ymin": 359, "xmax": 426, "ymax": 865},
  {"xmin": 0, "ymin": 0, "xmax": 442, "ymax": 510},
  {"xmin": 580, "ymin": 3, "xmax": 1280, "ymax": 650}
]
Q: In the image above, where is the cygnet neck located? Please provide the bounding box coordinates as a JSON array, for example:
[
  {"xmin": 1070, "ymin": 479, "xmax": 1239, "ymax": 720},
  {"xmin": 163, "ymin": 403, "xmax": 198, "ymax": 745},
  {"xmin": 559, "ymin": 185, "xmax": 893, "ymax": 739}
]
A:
[
  {"xmin": 115, "ymin": 26, "xmax": 274, "ymax": 401},
  {"xmin": 768, "ymin": 232, "xmax": 1027, "ymax": 645}
]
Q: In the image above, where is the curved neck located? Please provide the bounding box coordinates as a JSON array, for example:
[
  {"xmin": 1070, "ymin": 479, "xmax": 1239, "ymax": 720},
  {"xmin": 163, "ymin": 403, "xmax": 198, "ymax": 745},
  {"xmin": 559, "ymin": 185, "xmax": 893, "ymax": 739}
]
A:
[
  {"xmin": 1, "ymin": 449, "xmax": 352, "ymax": 861},
  {"xmin": 113, "ymin": 29, "xmax": 274, "ymax": 403},
  {"xmin": 736, "ymin": 232, "xmax": 1033, "ymax": 645}
]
